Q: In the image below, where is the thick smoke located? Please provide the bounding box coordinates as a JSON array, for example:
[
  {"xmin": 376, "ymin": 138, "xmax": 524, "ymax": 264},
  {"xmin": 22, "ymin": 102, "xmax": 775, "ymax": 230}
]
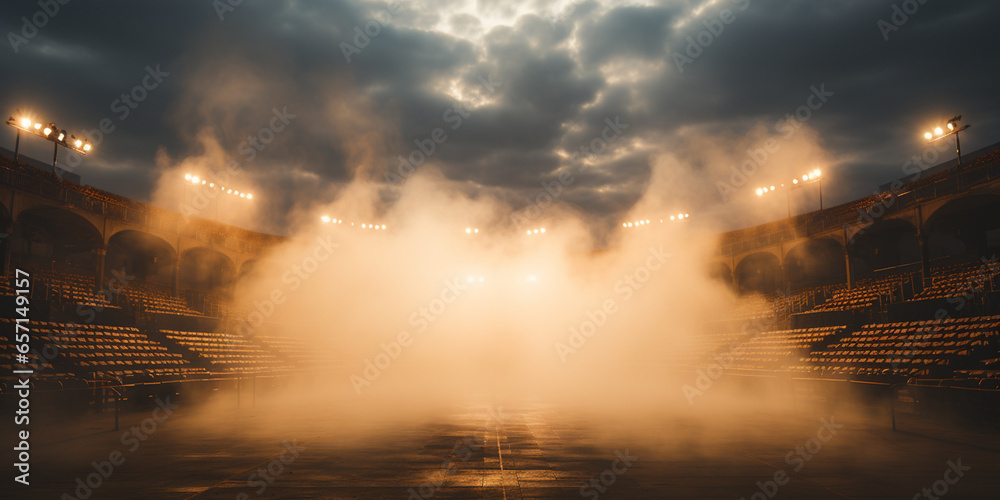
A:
[{"xmin": 139, "ymin": 7, "xmax": 847, "ymax": 439}]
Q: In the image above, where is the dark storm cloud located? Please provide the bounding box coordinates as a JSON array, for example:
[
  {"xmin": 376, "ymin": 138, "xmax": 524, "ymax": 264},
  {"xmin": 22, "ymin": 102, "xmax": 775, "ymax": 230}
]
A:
[
  {"xmin": 2, "ymin": 0, "xmax": 999, "ymax": 232},
  {"xmin": 577, "ymin": 4, "xmax": 679, "ymax": 66}
]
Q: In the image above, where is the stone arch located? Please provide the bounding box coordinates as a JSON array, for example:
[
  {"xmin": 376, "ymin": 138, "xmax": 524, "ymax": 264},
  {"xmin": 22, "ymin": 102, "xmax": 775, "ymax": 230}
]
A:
[
  {"xmin": 107, "ymin": 230, "xmax": 177, "ymax": 285},
  {"xmin": 848, "ymin": 218, "xmax": 919, "ymax": 278},
  {"xmin": 15, "ymin": 206, "xmax": 103, "ymax": 272},
  {"xmin": 784, "ymin": 238, "xmax": 845, "ymax": 288},
  {"xmin": 734, "ymin": 252, "xmax": 782, "ymax": 294},
  {"xmin": 925, "ymin": 193, "xmax": 1000, "ymax": 260},
  {"xmin": 178, "ymin": 247, "xmax": 236, "ymax": 292}
]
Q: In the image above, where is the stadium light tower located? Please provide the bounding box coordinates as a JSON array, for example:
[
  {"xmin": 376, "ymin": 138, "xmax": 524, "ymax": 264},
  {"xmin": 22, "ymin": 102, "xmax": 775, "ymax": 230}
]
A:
[
  {"xmin": 183, "ymin": 173, "xmax": 253, "ymax": 220},
  {"xmin": 6, "ymin": 113, "xmax": 92, "ymax": 168},
  {"xmin": 924, "ymin": 115, "xmax": 970, "ymax": 166},
  {"xmin": 756, "ymin": 169, "xmax": 823, "ymax": 217}
]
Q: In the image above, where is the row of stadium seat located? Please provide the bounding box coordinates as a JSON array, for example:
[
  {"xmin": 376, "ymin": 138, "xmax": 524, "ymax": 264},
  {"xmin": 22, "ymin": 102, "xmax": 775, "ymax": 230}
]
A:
[
  {"xmin": 162, "ymin": 330, "xmax": 284, "ymax": 374},
  {"xmin": 794, "ymin": 316, "xmax": 999, "ymax": 379},
  {"xmin": 812, "ymin": 273, "xmax": 916, "ymax": 312},
  {"xmin": 0, "ymin": 318, "xmax": 206, "ymax": 379},
  {"xmin": 125, "ymin": 282, "xmax": 206, "ymax": 317},
  {"xmin": 915, "ymin": 258, "xmax": 1000, "ymax": 300},
  {"xmin": 31, "ymin": 269, "xmax": 118, "ymax": 309}
]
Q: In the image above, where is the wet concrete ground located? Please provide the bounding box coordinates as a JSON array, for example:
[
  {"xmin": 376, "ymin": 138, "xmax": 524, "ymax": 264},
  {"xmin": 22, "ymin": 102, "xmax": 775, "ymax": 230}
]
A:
[{"xmin": 12, "ymin": 397, "xmax": 1000, "ymax": 499}]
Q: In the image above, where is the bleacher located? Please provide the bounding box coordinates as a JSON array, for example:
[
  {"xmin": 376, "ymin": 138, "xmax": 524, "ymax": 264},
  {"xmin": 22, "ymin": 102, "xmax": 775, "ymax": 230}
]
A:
[
  {"xmin": 32, "ymin": 269, "xmax": 118, "ymax": 310},
  {"xmin": 729, "ymin": 326, "xmax": 847, "ymax": 371},
  {"xmin": 0, "ymin": 275, "xmax": 15, "ymax": 297},
  {"xmin": 125, "ymin": 281, "xmax": 206, "ymax": 317},
  {"xmin": 248, "ymin": 333, "xmax": 334, "ymax": 369},
  {"xmin": 795, "ymin": 315, "xmax": 1000, "ymax": 380},
  {"xmin": 727, "ymin": 294, "xmax": 776, "ymax": 320},
  {"xmin": 162, "ymin": 329, "xmax": 283, "ymax": 374},
  {"xmin": 15, "ymin": 319, "xmax": 205, "ymax": 379},
  {"xmin": 812, "ymin": 273, "xmax": 918, "ymax": 312},
  {"xmin": 915, "ymin": 258, "xmax": 1000, "ymax": 300}
]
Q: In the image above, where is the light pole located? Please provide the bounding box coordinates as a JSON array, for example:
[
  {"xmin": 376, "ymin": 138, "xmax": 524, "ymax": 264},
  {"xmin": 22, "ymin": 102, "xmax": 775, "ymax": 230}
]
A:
[
  {"xmin": 756, "ymin": 169, "xmax": 823, "ymax": 217},
  {"xmin": 818, "ymin": 176, "xmax": 823, "ymax": 210},
  {"xmin": 924, "ymin": 115, "xmax": 970, "ymax": 167},
  {"xmin": 6, "ymin": 114, "xmax": 92, "ymax": 168},
  {"xmin": 183, "ymin": 173, "xmax": 254, "ymax": 221}
]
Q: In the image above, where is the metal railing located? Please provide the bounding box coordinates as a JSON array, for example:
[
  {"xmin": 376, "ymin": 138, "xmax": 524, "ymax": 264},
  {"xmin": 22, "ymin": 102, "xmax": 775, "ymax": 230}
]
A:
[{"xmin": 720, "ymin": 157, "xmax": 1000, "ymax": 256}]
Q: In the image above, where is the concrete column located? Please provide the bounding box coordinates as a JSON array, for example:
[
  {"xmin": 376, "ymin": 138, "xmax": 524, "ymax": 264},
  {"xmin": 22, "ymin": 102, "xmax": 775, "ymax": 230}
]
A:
[
  {"xmin": 95, "ymin": 218, "xmax": 108, "ymax": 292},
  {"xmin": 730, "ymin": 254, "xmax": 739, "ymax": 294},
  {"xmin": 916, "ymin": 204, "xmax": 931, "ymax": 288},
  {"xmin": 94, "ymin": 245, "xmax": 107, "ymax": 293},
  {"xmin": 842, "ymin": 227, "xmax": 854, "ymax": 290},
  {"xmin": 4, "ymin": 190, "xmax": 17, "ymax": 275},
  {"xmin": 172, "ymin": 243, "xmax": 181, "ymax": 298}
]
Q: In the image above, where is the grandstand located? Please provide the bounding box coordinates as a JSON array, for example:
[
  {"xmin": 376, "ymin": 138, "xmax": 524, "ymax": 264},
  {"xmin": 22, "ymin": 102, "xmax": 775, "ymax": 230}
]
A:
[
  {"xmin": 2, "ymin": 143, "xmax": 1000, "ymax": 402},
  {"xmin": 2, "ymin": 143, "xmax": 1000, "ymax": 499}
]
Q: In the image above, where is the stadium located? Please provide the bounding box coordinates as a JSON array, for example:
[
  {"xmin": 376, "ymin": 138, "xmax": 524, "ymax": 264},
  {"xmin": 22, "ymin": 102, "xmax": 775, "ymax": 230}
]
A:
[{"xmin": 3, "ymin": 1, "xmax": 1000, "ymax": 499}]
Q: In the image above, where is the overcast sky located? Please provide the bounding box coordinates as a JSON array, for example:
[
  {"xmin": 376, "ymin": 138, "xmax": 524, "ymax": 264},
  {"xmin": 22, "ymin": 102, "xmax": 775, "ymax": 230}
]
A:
[{"xmin": 2, "ymin": 0, "xmax": 998, "ymax": 234}]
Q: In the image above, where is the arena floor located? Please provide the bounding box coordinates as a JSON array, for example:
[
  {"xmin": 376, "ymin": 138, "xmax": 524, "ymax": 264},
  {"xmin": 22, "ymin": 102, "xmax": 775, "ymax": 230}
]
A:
[{"xmin": 17, "ymin": 394, "xmax": 1000, "ymax": 500}]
